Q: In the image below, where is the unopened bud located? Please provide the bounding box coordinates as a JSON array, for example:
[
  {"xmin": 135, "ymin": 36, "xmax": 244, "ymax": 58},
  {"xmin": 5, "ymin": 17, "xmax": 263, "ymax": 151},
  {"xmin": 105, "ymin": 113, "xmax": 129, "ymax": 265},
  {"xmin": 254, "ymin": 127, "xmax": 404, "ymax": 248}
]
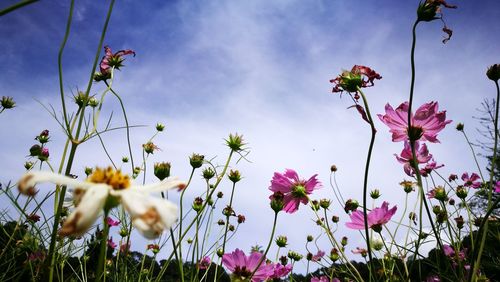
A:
[
  {"xmin": 189, "ymin": 153, "xmax": 204, "ymax": 169},
  {"xmin": 154, "ymin": 162, "xmax": 171, "ymax": 181}
]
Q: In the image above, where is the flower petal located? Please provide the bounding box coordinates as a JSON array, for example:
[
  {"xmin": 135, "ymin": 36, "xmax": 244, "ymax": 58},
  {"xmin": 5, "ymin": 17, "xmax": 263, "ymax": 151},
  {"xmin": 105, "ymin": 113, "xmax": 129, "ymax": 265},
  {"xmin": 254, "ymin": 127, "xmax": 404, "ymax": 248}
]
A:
[
  {"xmin": 121, "ymin": 190, "xmax": 178, "ymax": 239},
  {"xmin": 128, "ymin": 177, "xmax": 186, "ymax": 194},
  {"xmin": 58, "ymin": 184, "xmax": 109, "ymax": 237},
  {"xmin": 18, "ymin": 171, "xmax": 92, "ymax": 196}
]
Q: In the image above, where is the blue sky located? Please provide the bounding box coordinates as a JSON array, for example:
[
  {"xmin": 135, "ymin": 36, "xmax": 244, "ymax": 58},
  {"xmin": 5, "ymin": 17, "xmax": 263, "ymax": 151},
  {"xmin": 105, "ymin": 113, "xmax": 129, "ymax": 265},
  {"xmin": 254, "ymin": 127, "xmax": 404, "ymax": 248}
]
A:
[{"xmin": 1, "ymin": 0, "xmax": 500, "ymax": 274}]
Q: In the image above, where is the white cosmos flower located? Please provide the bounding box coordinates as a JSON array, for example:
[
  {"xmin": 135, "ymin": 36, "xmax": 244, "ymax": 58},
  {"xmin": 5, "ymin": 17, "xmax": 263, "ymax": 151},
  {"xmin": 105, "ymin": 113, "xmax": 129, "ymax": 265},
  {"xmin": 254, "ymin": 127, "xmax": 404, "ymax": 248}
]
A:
[{"xmin": 18, "ymin": 167, "xmax": 186, "ymax": 239}]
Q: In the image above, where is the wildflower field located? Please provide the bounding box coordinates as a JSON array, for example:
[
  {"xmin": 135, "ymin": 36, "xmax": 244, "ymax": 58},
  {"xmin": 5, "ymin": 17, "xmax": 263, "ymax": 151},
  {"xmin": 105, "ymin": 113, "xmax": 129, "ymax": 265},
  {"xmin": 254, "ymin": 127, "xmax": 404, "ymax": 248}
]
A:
[{"xmin": 1, "ymin": 0, "xmax": 500, "ymax": 281}]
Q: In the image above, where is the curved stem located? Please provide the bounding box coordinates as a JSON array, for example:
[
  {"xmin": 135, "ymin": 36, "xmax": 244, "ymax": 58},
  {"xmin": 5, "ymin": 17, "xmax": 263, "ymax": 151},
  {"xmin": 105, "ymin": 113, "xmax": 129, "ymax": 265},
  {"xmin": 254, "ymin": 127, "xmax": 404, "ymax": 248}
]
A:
[
  {"xmin": 0, "ymin": 0, "xmax": 39, "ymax": 16},
  {"xmin": 57, "ymin": 0, "xmax": 74, "ymax": 133},
  {"xmin": 357, "ymin": 87, "xmax": 377, "ymax": 280},
  {"xmin": 249, "ymin": 211, "xmax": 278, "ymax": 279}
]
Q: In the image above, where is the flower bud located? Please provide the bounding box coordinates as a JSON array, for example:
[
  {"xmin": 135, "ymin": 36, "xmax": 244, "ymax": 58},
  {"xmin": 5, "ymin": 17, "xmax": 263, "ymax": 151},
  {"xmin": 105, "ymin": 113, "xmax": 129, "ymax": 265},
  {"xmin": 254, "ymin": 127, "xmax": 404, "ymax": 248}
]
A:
[
  {"xmin": 155, "ymin": 123, "xmax": 165, "ymax": 132},
  {"xmin": 217, "ymin": 248, "xmax": 224, "ymax": 257},
  {"xmin": 306, "ymin": 252, "xmax": 313, "ymax": 261},
  {"xmin": 36, "ymin": 130, "xmax": 50, "ymax": 144},
  {"xmin": 29, "ymin": 144, "xmax": 42, "ymax": 157},
  {"xmin": 310, "ymin": 200, "xmax": 320, "ymax": 211},
  {"xmin": 329, "ymin": 248, "xmax": 339, "ymax": 262},
  {"xmin": 331, "ymin": 215, "xmax": 339, "ymax": 223},
  {"xmin": 38, "ymin": 148, "xmax": 49, "ymax": 161},
  {"xmin": 436, "ymin": 211, "xmax": 448, "ymax": 223},
  {"xmin": 448, "ymin": 174, "xmax": 458, "ymax": 181},
  {"xmin": 270, "ymin": 192, "xmax": 284, "ymax": 212},
  {"xmin": 330, "ymin": 165, "xmax": 338, "ymax": 172},
  {"xmin": 88, "ymin": 97, "xmax": 99, "ymax": 108},
  {"xmin": 287, "ymin": 251, "xmax": 303, "ymax": 262},
  {"xmin": 225, "ymin": 133, "xmax": 246, "ymax": 152},
  {"xmin": 400, "ymin": 180, "xmax": 415, "ymax": 193},
  {"xmin": 237, "ymin": 215, "xmax": 245, "ymax": 224},
  {"xmin": 74, "ymin": 91, "xmax": 88, "ymax": 108},
  {"xmin": 142, "ymin": 141, "xmax": 159, "ymax": 155},
  {"xmin": 24, "ymin": 161, "xmax": 34, "ymax": 170},
  {"xmin": 279, "ymin": 256, "xmax": 288, "ymax": 265},
  {"xmin": 319, "ymin": 199, "xmax": 331, "ymax": 209},
  {"xmin": 201, "ymin": 167, "xmax": 215, "ymax": 180},
  {"xmin": 1, "ymin": 96, "xmax": 16, "ymax": 109},
  {"xmin": 222, "ymin": 205, "xmax": 234, "ymax": 217},
  {"xmin": 228, "ymin": 225, "xmax": 235, "ymax": 231},
  {"xmin": 119, "ymin": 228, "xmax": 128, "ymax": 237},
  {"xmin": 341, "ymin": 236, "xmax": 348, "ymax": 246},
  {"xmin": 306, "ymin": 235, "xmax": 314, "ymax": 242},
  {"xmin": 228, "ymin": 169, "xmax": 241, "ymax": 183},
  {"xmin": 192, "ymin": 197, "xmax": 203, "ymax": 212},
  {"xmin": 344, "ymin": 199, "xmax": 359, "ymax": 213},
  {"xmin": 456, "ymin": 186, "xmax": 468, "ymax": 199},
  {"xmin": 187, "ymin": 238, "xmax": 193, "ymax": 244},
  {"xmin": 276, "ymin": 235, "xmax": 288, "ymax": 247},
  {"xmin": 122, "ymin": 156, "xmax": 129, "ymax": 163},
  {"xmin": 217, "ymin": 219, "xmax": 225, "ymax": 226},
  {"xmin": 487, "ymin": 64, "xmax": 500, "ymax": 82},
  {"xmin": 370, "ymin": 189, "xmax": 381, "ymax": 199},
  {"xmin": 448, "ymin": 198, "xmax": 455, "ymax": 205},
  {"xmin": 432, "ymin": 205, "xmax": 441, "ymax": 215},
  {"xmin": 189, "ymin": 153, "xmax": 204, "ymax": 169},
  {"xmin": 371, "ymin": 235, "xmax": 384, "ymax": 251},
  {"xmin": 454, "ymin": 216, "xmax": 464, "ymax": 229},
  {"xmin": 84, "ymin": 167, "xmax": 93, "ymax": 176},
  {"xmin": 456, "ymin": 123, "xmax": 464, "ymax": 131},
  {"xmin": 409, "ymin": 212, "xmax": 417, "ymax": 225},
  {"xmin": 154, "ymin": 162, "xmax": 171, "ymax": 181},
  {"xmin": 217, "ymin": 191, "xmax": 224, "ymax": 198},
  {"xmin": 434, "ymin": 186, "xmax": 448, "ymax": 202}
]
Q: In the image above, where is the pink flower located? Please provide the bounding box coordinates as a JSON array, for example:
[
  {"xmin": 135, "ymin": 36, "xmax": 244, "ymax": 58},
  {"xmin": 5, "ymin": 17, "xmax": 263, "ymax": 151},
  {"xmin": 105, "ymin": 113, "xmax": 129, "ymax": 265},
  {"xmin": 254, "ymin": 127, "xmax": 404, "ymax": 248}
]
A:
[
  {"xmin": 461, "ymin": 172, "xmax": 481, "ymax": 189},
  {"xmin": 270, "ymin": 263, "xmax": 292, "ymax": 279},
  {"xmin": 419, "ymin": 160, "xmax": 444, "ymax": 177},
  {"xmin": 426, "ymin": 275, "xmax": 441, "ymax": 282},
  {"xmin": 120, "ymin": 242, "xmax": 131, "ymax": 254},
  {"xmin": 346, "ymin": 201, "xmax": 397, "ymax": 232},
  {"xmin": 95, "ymin": 46, "xmax": 135, "ymax": 81},
  {"xmin": 198, "ymin": 256, "xmax": 211, "ymax": 270},
  {"xmin": 378, "ymin": 101, "xmax": 452, "ymax": 143},
  {"xmin": 222, "ymin": 249, "xmax": 274, "ymax": 282},
  {"xmin": 495, "ymin": 181, "xmax": 500, "ymax": 193},
  {"xmin": 107, "ymin": 237, "xmax": 117, "ymax": 249},
  {"xmin": 330, "ymin": 65, "xmax": 382, "ymax": 94},
  {"xmin": 351, "ymin": 247, "xmax": 368, "ymax": 256},
  {"xmin": 311, "ymin": 250, "xmax": 325, "ymax": 262},
  {"xmin": 311, "ymin": 276, "xmax": 340, "ymax": 282},
  {"xmin": 395, "ymin": 141, "xmax": 433, "ymax": 176},
  {"xmin": 106, "ymin": 217, "xmax": 120, "ymax": 227},
  {"xmin": 269, "ymin": 169, "xmax": 321, "ymax": 213}
]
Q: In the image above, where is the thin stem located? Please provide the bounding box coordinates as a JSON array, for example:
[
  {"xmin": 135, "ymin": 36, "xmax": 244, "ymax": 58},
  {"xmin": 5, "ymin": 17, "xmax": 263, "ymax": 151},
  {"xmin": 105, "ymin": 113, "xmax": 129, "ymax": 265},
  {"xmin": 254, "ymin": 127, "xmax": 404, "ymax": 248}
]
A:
[
  {"xmin": 249, "ymin": 211, "xmax": 278, "ymax": 279},
  {"xmin": 357, "ymin": 87, "xmax": 377, "ymax": 280},
  {"xmin": 0, "ymin": 0, "xmax": 39, "ymax": 16},
  {"xmin": 97, "ymin": 211, "xmax": 110, "ymax": 282},
  {"xmin": 57, "ymin": 0, "xmax": 74, "ymax": 134},
  {"xmin": 470, "ymin": 80, "xmax": 500, "ymax": 281}
]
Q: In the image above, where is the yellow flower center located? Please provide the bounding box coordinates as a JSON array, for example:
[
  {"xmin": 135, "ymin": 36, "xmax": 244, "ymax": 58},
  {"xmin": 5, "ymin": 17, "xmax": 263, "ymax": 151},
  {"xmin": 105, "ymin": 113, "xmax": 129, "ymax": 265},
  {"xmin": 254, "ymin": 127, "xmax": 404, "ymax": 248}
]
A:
[{"xmin": 87, "ymin": 167, "xmax": 130, "ymax": 190}]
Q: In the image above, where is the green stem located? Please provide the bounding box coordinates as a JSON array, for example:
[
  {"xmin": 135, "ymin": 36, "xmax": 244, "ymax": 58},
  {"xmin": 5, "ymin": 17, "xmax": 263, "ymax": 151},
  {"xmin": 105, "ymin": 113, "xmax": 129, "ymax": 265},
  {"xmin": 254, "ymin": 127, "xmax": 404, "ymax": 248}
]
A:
[
  {"xmin": 221, "ymin": 182, "xmax": 237, "ymax": 254},
  {"xmin": 249, "ymin": 211, "xmax": 278, "ymax": 280},
  {"xmin": 0, "ymin": 0, "xmax": 39, "ymax": 16},
  {"xmin": 57, "ymin": 0, "xmax": 74, "ymax": 134},
  {"xmin": 470, "ymin": 80, "xmax": 500, "ymax": 281},
  {"xmin": 357, "ymin": 87, "xmax": 377, "ymax": 281},
  {"xmin": 97, "ymin": 211, "xmax": 110, "ymax": 282}
]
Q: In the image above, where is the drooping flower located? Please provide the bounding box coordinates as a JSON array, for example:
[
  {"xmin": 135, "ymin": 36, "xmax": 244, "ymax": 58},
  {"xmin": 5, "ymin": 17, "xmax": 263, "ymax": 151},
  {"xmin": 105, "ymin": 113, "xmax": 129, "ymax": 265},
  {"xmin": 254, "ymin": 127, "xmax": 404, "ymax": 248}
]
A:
[
  {"xmin": 17, "ymin": 167, "xmax": 186, "ymax": 239},
  {"xmin": 495, "ymin": 181, "xmax": 500, "ymax": 193},
  {"xmin": 106, "ymin": 217, "xmax": 120, "ymax": 227},
  {"xmin": 107, "ymin": 237, "xmax": 117, "ymax": 249},
  {"xmin": 419, "ymin": 160, "xmax": 444, "ymax": 177},
  {"xmin": 346, "ymin": 201, "xmax": 397, "ymax": 232},
  {"xmin": 311, "ymin": 276, "xmax": 340, "ymax": 282},
  {"xmin": 222, "ymin": 249, "xmax": 275, "ymax": 282},
  {"xmin": 270, "ymin": 263, "xmax": 293, "ymax": 279},
  {"xmin": 269, "ymin": 169, "xmax": 321, "ymax": 213},
  {"xmin": 330, "ymin": 65, "xmax": 382, "ymax": 94},
  {"xmin": 311, "ymin": 250, "xmax": 325, "ymax": 262},
  {"xmin": 378, "ymin": 101, "xmax": 452, "ymax": 143},
  {"xmin": 461, "ymin": 172, "xmax": 481, "ymax": 189},
  {"xmin": 351, "ymin": 247, "xmax": 368, "ymax": 257},
  {"xmin": 198, "ymin": 256, "xmax": 211, "ymax": 270},
  {"xmin": 395, "ymin": 141, "xmax": 433, "ymax": 176},
  {"xmin": 94, "ymin": 46, "xmax": 136, "ymax": 81}
]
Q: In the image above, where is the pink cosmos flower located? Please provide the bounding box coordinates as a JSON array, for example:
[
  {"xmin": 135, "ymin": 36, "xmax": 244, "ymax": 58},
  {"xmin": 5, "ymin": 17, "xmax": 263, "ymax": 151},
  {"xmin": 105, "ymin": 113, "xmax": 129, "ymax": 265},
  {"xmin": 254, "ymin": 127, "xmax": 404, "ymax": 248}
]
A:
[
  {"xmin": 107, "ymin": 237, "xmax": 117, "ymax": 249},
  {"xmin": 100, "ymin": 46, "xmax": 136, "ymax": 75},
  {"xmin": 378, "ymin": 101, "xmax": 452, "ymax": 143},
  {"xmin": 352, "ymin": 247, "xmax": 368, "ymax": 257},
  {"xmin": 311, "ymin": 250, "xmax": 325, "ymax": 262},
  {"xmin": 198, "ymin": 256, "xmax": 211, "ymax": 270},
  {"xmin": 495, "ymin": 181, "xmax": 500, "ymax": 193},
  {"xmin": 106, "ymin": 217, "xmax": 120, "ymax": 227},
  {"xmin": 420, "ymin": 160, "xmax": 444, "ymax": 177},
  {"xmin": 120, "ymin": 242, "xmax": 131, "ymax": 254},
  {"xmin": 270, "ymin": 263, "xmax": 292, "ymax": 279},
  {"xmin": 311, "ymin": 276, "xmax": 340, "ymax": 282},
  {"xmin": 269, "ymin": 169, "xmax": 321, "ymax": 213},
  {"xmin": 330, "ymin": 65, "xmax": 382, "ymax": 94},
  {"xmin": 222, "ymin": 249, "xmax": 275, "ymax": 282},
  {"xmin": 395, "ymin": 141, "xmax": 433, "ymax": 176},
  {"xmin": 461, "ymin": 172, "xmax": 481, "ymax": 189},
  {"xmin": 346, "ymin": 201, "xmax": 397, "ymax": 232}
]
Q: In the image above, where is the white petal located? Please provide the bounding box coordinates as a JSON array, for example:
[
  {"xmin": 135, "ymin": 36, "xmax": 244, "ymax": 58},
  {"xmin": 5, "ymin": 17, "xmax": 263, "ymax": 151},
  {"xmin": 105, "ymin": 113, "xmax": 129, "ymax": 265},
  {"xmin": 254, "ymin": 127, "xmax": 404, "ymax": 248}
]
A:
[
  {"xmin": 128, "ymin": 177, "xmax": 186, "ymax": 194},
  {"xmin": 18, "ymin": 171, "xmax": 92, "ymax": 196},
  {"xmin": 121, "ymin": 190, "xmax": 178, "ymax": 239},
  {"xmin": 58, "ymin": 184, "xmax": 109, "ymax": 237}
]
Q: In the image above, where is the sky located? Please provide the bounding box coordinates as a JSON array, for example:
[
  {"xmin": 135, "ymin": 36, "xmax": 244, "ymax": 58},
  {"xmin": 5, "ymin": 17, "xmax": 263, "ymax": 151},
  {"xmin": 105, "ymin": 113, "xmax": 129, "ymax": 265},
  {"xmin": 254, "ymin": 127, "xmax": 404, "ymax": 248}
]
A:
[{"xmin": 1, "ymin": 0, "xmax": 500, "ymax": 275}]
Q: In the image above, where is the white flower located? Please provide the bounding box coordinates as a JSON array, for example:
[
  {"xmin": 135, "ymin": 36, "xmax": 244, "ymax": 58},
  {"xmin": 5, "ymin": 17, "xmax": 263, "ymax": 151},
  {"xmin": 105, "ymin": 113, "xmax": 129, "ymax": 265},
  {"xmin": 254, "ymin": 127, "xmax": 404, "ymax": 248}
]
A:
[{"xmin": 18, "ymin": 167, "xmax": 186, "ymax": 239}]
